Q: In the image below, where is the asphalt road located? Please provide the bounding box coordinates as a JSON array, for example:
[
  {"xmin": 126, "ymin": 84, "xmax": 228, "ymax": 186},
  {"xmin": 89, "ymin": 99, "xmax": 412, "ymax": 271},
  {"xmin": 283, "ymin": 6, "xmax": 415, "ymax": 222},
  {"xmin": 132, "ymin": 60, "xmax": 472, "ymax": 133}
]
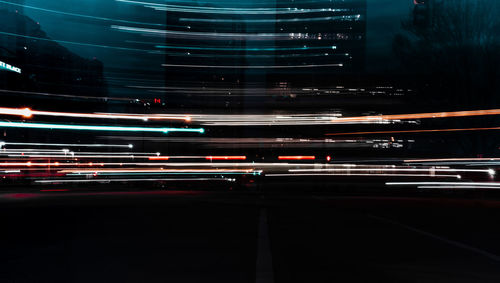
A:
[{"xmin": 2, "ymin": 192, "xmax": 500, "ymax": 283}]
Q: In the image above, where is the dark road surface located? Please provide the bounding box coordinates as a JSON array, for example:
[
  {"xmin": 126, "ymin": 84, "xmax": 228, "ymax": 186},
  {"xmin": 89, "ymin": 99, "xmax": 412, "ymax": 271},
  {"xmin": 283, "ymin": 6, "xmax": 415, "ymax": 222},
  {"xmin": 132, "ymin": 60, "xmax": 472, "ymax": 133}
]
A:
[{"xmin": 2, "ymin": 192, "xmax": 500, "ymax": 283}]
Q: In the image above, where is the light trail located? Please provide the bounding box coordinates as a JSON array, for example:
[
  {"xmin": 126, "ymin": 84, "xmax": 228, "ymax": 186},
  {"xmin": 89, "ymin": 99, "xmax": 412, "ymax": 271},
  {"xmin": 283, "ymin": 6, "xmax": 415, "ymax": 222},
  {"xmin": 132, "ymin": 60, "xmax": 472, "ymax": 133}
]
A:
[
  {"xmin": 0, "ymin": 107, "xmax": 190, "ymax": 122},
  {"xmin": 0, "ymin": 0, "xmax": 166, "ymax": 26},
  {"xmin": 386, "ymin": 182, "xmax": 500, "ymax": 187},
  {"xmin": 5, "ymin": 155, "xmax": 157, "ymax": 159},
  {"xmin": 0, "ymin": 108, "xmax": 486, "ymax": 127},
  {"xmin": 0, "ymin": 30, "xmax": 155, "ymax": 53},
  {"xmin": 149, "ymin": 156, "xmax": 247, "ymax": 160},
  {"xmin": 155, "ymin": 45, "xmax": 336, "ymax": 52},
  {"xmin": 162, "ymin": 63, "xmax": 343, "ymax": 68},
  {"xmin": 35, "ymin": 178, "xmax": 235, "ymax": 183},
  {"xmin": 417, "ymin": 186, "xmax": 500, "ymax": 190},
  {"xmin": 0, "ymin": 89, "xmax": 135, "ymax": 102},
  {"xmin": 59, "ymin": 169, "xmax": 258, "ymax": 173},
  {"xmin": 0, "ymin": 150, "xmax": 158, "ymax": 155},
  {"xmin": 117, "ymin": 0, "xmax": 349, "ymax": 14},
  {"xmin": 0, "ymin": 162, "xmax": 352, "ymax": 168},
  {"xmin": 268, "ymin": 173, "xmax": 461, "ymax": 178},
  {"xmin": 405, "ymin": 158, "xmax": 500, "ymax": 163},
  {"xmin": 278, "ymin": 156, "xmax": 316, "ymax": 160},
  {"xmin": 331, "ymin": 109, "xmax": 500, "ymax": 123},
  {"xmin": 0, "ymin": 121, "xmax": 204, "ymax": 134},
  {"xmin": 0, "ymin": 142, "xmax": 133, "ymax": 148},
  {"xmin": 325, "ymin": 126, "xmax": 500, "ymax": 136},
  {"xmin": 149, "ymin": 156, "xmax": 170, "ymax": 160},
  {"xmin": 111, "ymin": 25, "xmax": 292, "ymax": 40},
  {"xmin": 54, "ymin": 168, "xmax": 262, "ymax": 177},
  {"xmin": 205, "ymin": 156, "xmax": 247, "ymax": 160},
  {"xmin": 9, "ymin": 107, "xmax": 497, "ymax": 128},
  {"xmin": 289, "ymin": 168, "xmax": 494, "ymax": 175},
  {"xmin": 179, "ymin": 15, "xmax": 361, "ymax": 23}
]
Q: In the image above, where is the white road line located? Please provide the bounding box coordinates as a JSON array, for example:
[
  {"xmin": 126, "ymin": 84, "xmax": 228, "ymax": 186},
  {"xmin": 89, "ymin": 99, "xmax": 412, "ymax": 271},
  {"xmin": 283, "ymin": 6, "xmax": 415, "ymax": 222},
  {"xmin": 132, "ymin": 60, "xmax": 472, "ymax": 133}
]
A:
[
  {"xmin": 368, "ymin": 214, "xmax": 500, "ymax": 262},
  {"xmin": 256, "ymin": 208, "xmax": 274, "ymax": 283}
]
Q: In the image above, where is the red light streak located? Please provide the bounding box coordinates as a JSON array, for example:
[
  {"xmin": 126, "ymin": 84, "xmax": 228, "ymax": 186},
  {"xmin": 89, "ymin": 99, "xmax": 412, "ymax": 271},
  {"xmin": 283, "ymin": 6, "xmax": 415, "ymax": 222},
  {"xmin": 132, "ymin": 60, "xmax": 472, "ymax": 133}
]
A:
[{"xmin": 278, "ymin": 156, "xmax": 316, "ymax": 160}]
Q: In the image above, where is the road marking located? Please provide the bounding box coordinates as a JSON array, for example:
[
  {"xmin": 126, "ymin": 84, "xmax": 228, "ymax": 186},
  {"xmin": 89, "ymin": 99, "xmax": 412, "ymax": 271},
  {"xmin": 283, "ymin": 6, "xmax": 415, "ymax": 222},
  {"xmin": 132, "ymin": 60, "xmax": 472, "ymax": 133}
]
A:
[
  {"xmin": 368, "ymin": 214, "xmax": 500, "ymax": 262},
  {"xmin": 256, "ymin": 208, "xmax": 274, "ymax": 283}
]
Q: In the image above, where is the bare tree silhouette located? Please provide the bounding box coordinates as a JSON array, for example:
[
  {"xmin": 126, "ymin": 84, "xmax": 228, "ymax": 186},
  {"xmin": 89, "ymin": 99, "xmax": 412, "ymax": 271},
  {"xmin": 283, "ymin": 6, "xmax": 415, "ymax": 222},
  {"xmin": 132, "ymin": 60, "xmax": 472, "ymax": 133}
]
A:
[{"xmin": 393, "ymin": 0, "xmax": 500, "ymax": 108}]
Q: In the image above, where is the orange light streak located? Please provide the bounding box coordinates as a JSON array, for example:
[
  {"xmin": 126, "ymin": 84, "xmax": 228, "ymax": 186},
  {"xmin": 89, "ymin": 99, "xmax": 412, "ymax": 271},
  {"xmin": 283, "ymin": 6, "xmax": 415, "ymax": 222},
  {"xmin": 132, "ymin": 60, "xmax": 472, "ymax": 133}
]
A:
[
  {"xmin": 326, "ymin": 126, "xmax": 500, "ymax": 136},
  {"xmin": 332, "ymin": 109, "xmax": 500, "ymax": 123},
  {"xmin": 149, "ymin": 156, "xmax": 170, "ymax": 160}
]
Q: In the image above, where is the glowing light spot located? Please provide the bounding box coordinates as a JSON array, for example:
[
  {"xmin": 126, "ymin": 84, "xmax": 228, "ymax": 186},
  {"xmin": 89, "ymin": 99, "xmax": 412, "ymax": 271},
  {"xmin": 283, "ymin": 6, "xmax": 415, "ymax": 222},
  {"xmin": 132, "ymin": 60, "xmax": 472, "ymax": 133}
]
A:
[{"xmin": 22, "ymin": 108, "xmax": 32, "ymax": 118}]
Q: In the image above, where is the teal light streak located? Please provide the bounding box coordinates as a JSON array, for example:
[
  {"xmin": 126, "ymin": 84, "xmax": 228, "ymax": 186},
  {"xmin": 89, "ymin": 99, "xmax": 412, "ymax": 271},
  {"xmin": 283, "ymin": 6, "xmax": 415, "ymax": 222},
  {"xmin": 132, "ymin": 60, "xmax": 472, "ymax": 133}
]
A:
[
  {"xmin": 118, "ymin": 0, "xmax": 348, "ymax": 15},
  {"xmin": 0, "ymin": 31, "xmax": 153, "ymax": 53},
  {"xmin": 0, "ymin": 0, "xmax": 165, "ymax": 27},
  {"xmin": 152, "ymin": 51, "xmax": 347, "ymax": 58},
  {"xmin": 155, "ymin": 45, "xmax": 336, "ymax": 51},
  {"xmin": 179, "ymin": 15, "xmax": 361, "ymax": 23},
  {"xmin": 0, "ymin": 121, "xmax": 204, "ymax": 134}
]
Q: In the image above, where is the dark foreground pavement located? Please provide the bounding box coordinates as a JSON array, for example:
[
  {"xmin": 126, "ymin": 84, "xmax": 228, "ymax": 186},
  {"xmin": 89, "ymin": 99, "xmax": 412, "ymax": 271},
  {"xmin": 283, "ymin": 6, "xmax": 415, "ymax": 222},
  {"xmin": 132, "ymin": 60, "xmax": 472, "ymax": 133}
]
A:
[{"xmin": 2, "ymin": 191, "xmax": 500, "ymax": 283}]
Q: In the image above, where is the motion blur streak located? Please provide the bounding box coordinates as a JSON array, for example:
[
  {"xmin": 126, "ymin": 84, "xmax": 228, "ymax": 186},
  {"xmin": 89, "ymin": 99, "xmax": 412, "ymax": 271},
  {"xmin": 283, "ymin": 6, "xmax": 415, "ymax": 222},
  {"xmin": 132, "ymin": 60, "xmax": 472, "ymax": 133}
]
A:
[
  {"xmin": 4, "ymin": 155, "xmax": 158, "ymax": 159},
  {"xmin": 387, "ymin": 182, "xmax": 500, "ymax": 187},
  {"xmin": 0, "ymin": 142, "xmax": 133, "ymax": 148},
  {"xmin": 111, "ymin": 25, "xmax": 291, "ymax": 40},
  {"xmin": 116, "ymin": 0, "xmax": 349, "ymax": 14},
  {"xmin": 162, "ymin": 63, "xmax": 343, "ymax": 68},
  {"xmin": 206, "ymin": 156, "xmax": 247, "ymax": 160},
  {"xmin": 278, "ymin": 156, "xmax": 316, "ymax": 160},
  {"xmin": 405, "ymin": 158, "xmax": 500, "ymax": 163},
  {"xmin": 35, "ymin": 178, "xmax": 235, "ymax": 183},
  {"xmin": 149, "ymin": 156, "xmax": 170, "ymax": 160},
  {"xmin": 325, "ymin": 127, "xmax": 500, "ymax": 136},
  {"xmin": 418, "ymin": 186, "xmax": 500, "ymax": 190},
  {"xmin": 0, "ymin": 107, "xmax": 190, "ymax": 122},
  {"xmin": 4, "ymin": 107, "xmax": 499, "ymax": 127},
  {"xmin": 59, "ymin": 169, "xmax": 259, "ymax": 174},
  {"xmin": 269, "ymin": 173, "xmax": 461, "ymax": 178},
  {"xmin": 0, "ymin": 30, "xmax": 155, "ymax": 53},
  {"xmin": 0, "ymin": 108, "xmax": 483, "ymax": 127},
  {"xmin": 331, "ymin": 109, "xmax": 500, "ymax": 123},
  {"xmin": 289, "ymin": 168, "xmax": 493, "ymax": 174},
  {"xmin": 0, "ymin": 0, "xmax": 166, "ymax": 26},
  {"xmin": 0, "ymin": 121, "xmax": 204, "ymax": 134}
]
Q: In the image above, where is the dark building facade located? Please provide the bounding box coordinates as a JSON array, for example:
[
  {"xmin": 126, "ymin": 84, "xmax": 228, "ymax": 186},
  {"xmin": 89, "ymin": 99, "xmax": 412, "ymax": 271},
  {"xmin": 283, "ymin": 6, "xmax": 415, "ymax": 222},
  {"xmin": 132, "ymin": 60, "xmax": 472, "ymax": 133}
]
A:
[
  {"xmin": 0, "ymin": 5, "xmax": 107, "ymax": 108},
  {"xmin": 162, "ymin": 0, "xmax": 367, "ymax": 88}
]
